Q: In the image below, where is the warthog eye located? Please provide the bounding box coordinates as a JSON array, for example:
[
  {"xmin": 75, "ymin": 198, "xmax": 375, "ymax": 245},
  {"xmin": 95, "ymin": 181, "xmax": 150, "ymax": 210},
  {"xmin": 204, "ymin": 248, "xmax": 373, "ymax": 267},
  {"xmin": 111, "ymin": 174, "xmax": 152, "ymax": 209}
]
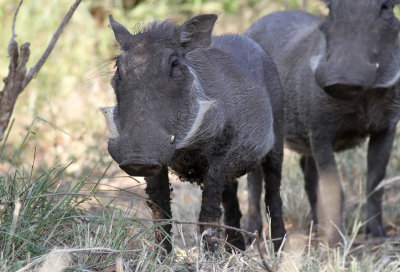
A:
[{"xmin": 171, "ymin": 59, "xmax": 179, "ymax": 68}]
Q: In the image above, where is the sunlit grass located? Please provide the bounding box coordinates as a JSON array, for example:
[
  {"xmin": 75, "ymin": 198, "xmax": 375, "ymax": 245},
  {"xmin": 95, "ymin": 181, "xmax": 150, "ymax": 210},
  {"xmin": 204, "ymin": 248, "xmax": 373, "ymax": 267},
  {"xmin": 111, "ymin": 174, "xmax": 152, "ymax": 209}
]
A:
[
  {"xmin": 1, "ymin": 0, "xmax": 400, "ymax": 271},
  {"xmin": 0, "ymin": 0, "xmax": 327, "ymax": 174},
  {"xmin": 1, "ymin": 119, "xmax": 399, "ymax": 271}
]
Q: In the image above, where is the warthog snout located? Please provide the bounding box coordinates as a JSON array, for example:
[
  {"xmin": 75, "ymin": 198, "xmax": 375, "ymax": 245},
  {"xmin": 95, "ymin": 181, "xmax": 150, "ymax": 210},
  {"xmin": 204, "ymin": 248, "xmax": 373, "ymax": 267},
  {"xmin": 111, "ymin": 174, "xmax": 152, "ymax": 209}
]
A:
[
  {"xmin": 315, "ymin": 60, "xmax": 376, "ymax": 100},
  {"xmin": 323, "ymin": 84, "xmax": 363, "ymax": 100},
  {"xmin": 107, "ymin": 137, "xmax": 163, "ymax": 176},
  {"xmin": 119, "ymin": 159, "xmax": 162, "ymax": 176}
]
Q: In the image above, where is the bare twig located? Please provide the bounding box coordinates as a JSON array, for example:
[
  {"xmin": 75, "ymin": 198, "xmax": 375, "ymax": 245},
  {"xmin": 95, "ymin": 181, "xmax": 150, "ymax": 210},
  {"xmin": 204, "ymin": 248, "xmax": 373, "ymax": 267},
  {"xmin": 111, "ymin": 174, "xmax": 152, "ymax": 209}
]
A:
[
  {"xmin": 135, "ymin": 218, "xmax": 274, "ymax": 272},
  {"xmin": 254, "ymin": 230, "xmax": 273, "ymax": 272},
  {"xmin": 136, "ymin": 218, "xmax": 258, "ymax": 238},
  {"xmin": 22, "ymin": 0, "xmax": 82, "ymax": 88},
  {"xmin": 0, "ymin": 0, "xmax": 82, "ymax": 141},
  {"xmin": 302, "ymin": 0, "xmax": 307, "ymax": 11},
  {"xmin": 0, "ymin": 191, "xmax": 275, "ymax": 270},
  {"xmin": 212, "ymin": 236, "xmax": 273, "ymax": 272},
  {"xmin": 10, "ymin": 0, "xmax": 23, "ymax": 41},
  {"xmin": 352, "ymin": 236, "xmax": 400, "ymax": 246},
  {"xmin": 0, "ymin": 40, "xmax": 30, "ymax": 138}
]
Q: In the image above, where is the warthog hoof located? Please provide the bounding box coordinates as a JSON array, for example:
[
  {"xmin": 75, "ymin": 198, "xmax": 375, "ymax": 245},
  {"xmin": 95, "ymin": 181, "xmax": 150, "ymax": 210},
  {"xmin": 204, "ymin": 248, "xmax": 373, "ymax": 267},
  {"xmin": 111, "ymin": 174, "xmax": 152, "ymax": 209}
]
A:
[
  {"xmin": 243, "ymin": 212, "xmax": 262, "ymax": 246},
  {"xmin": 202, "ymin": 227, "xmax": 222, "ymax": 252},
  {"xmin": 366, "ymin": 222, "xmax": 386, "ymax": 238},
  {"xmin": 225, "ymin": 229, "xmax": 245, "ymax": 252}
]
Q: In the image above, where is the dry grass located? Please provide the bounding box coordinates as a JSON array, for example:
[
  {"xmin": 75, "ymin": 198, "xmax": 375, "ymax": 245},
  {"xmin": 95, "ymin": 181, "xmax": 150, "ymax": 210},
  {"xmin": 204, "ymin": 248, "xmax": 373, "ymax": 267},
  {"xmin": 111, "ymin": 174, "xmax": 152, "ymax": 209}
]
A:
[
  {"xmin": 1, "ymin": 0, "xmax": 400, "ymax": 271},
  {"xmin": 1, "ymin": 125, "xmax": 399, "ymax": 271}
]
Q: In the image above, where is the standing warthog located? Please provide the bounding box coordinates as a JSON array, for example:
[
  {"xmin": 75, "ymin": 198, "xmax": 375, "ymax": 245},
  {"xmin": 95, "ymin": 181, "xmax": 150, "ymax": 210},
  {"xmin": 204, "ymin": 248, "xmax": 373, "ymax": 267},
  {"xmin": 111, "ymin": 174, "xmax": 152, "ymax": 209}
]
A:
[
  {"xmin": 102, "ymin": 14, "xmax": 286, "ymax": 252},
  {"xmin": 245, "ymin": 0, "xmax": 400, "ymax": 245}
]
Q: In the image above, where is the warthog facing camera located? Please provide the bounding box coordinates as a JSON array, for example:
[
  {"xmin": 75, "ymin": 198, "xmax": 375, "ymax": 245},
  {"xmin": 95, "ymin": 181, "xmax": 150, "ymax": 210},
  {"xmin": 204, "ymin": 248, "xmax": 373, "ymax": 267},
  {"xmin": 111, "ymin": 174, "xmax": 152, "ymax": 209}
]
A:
[
  {"xmin": 245, "ymin": 0, "xmax": 400, "ymax": 245},
  {"xmin": 102, "ymin": 14, "xmax": 286, "ymax": 252}
]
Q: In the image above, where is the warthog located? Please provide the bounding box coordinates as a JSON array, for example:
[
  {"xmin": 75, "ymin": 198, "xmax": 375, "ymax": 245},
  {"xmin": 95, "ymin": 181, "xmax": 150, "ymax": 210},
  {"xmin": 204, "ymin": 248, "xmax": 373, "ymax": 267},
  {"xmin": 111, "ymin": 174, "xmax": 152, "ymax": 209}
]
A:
[
  {"xmin": 245, "ymin": 0, "xmax": 400, "ymax": 245},
  {"xmin": 102, "ymin": 14, "xmax": 286, "ymax": 252}
]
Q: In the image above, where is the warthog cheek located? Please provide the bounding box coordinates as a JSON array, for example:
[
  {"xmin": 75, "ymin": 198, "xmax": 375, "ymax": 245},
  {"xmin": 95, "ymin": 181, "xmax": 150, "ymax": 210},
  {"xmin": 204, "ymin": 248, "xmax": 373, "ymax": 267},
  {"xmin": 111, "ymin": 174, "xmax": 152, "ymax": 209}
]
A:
[{"xmin": 100, "ymin": 106, "xmax": 119, "ymax": 138}]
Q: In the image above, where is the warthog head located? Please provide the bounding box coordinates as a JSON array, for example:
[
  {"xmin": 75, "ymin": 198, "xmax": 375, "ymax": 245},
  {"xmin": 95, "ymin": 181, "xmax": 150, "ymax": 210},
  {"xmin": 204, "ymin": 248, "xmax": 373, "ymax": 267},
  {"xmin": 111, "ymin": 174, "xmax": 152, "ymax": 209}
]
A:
[
  {"xmin": 103, "ymin": 14, "xmax": 217, "ymax": 176},
  {"xmin": 314, "ymin": 0, "xmax": 400, "ymax": 100}
]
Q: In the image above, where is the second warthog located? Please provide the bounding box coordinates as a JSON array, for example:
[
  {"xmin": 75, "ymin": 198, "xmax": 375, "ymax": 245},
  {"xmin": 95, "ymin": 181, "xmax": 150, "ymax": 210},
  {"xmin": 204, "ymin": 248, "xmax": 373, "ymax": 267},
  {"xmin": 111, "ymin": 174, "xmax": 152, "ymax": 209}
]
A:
[{"xmin": 245, "ymin": 0, "xmax": 400, "ymax": 245}]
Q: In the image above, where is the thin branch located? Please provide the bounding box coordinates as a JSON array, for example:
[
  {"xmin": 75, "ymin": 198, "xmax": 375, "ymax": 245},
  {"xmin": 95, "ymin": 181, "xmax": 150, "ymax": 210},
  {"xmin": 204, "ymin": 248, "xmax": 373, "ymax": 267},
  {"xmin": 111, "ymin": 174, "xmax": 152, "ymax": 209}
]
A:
[
  {"xmin": 212, "ymin": 237, "xmax": 273, "ymax": 272},
  {"xmin": 22, "ymin": 0, "xmax": 82, "ymax": 88},
  {"xmin": 136, "ymin": 218, "xmax": 258, "ymax": 238},
  {"xmin": 1, "ymin": 0, "xmax": 82, "ymax": 141},
  {"xmin": 254, "ymin": 230, "xmax": 273, "ymax": 272},
  {"xmin": 0, "ymin": 192, "xmax": 275, "ymax": 270},
  {"xmin": 135, "ymin": 218, "xmax": 274, "ymax": 272},
  {"xmin": 302, "ymin": 0, "xmax": 307, "ymax": 11},
  {"xmin": 10, "ymin": 0, "xmax": 24, "ymax": 41},
  {"xmin": 352, "ymin": 236, "xmax": 400, "ymax": 246}
]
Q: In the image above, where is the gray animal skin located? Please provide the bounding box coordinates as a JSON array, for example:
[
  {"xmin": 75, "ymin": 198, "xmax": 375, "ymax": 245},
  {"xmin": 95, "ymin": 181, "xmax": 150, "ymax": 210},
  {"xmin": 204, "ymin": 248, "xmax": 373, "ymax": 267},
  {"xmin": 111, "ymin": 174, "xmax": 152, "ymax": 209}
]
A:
[
  {"xmin": 245, "ymin": 0, "xmax": 400, "ymax": 245},
  {"xmin": 103, "ymin": 14, "xmax": 286, "ymax": 252}
]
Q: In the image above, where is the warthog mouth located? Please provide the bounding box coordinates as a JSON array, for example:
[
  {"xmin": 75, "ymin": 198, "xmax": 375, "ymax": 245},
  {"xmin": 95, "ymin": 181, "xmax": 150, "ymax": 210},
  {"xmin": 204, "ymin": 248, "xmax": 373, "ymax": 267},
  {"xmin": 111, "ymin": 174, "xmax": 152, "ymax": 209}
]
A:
[
  {"xmin": 323, "ymin": 84, "xmax": 363, "ymax": 100},
  {"xmin": 119, "ymin": 158, "xmax": 162, "ymax": 176}
]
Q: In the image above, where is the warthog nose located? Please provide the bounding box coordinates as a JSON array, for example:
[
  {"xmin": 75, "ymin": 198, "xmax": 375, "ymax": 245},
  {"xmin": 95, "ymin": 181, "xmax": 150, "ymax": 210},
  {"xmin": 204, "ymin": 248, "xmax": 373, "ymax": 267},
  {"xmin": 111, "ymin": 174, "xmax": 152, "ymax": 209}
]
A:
[
  {"xmin": 119, "ymin": 160, "xmax": 162, "ymax": 176},
  {"xmin": 323, "ymin": 84, "xmax": 363, "ymax": 100}
]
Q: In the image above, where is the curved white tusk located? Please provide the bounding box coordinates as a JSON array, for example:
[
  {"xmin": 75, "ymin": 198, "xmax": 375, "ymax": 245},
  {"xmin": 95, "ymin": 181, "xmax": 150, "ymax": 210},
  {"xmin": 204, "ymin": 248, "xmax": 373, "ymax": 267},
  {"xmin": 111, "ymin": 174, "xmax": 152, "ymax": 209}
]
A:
[
  {"xmin": 170, "ymin": 135, "xmax": 175, "ymax": 144},
  {"xmin": 100, "ymin": 106, "xmax": 119, "ymax": 138}
]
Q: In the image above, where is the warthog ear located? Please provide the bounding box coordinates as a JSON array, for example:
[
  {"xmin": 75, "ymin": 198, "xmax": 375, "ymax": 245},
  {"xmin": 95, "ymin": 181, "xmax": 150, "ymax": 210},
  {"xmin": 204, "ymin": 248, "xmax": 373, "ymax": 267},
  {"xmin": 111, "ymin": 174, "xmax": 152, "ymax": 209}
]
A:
[
  {"xmin": 109, "ymin": 15, "xmax": 133, "ymax": 51},
  {"xmin": 179, "ymin": 14, "xmax": 218, "ymax": 53}
]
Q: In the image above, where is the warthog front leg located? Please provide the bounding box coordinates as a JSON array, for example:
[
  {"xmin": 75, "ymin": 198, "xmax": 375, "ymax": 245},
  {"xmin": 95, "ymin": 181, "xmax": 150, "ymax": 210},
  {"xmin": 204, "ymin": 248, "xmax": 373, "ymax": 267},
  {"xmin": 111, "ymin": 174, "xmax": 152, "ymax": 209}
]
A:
[
  {"xmin": 145, "ymin": 166, "xmax": 172, "ymax": 253},
  {"xmin": 261, "ymin": 147, "xmax": 286, "ymax": 251},
  {"xmin": 311, "ymin": 138, "xmax": 344, "ymax": 245},
  {"xmin": 199, "ymin": 161, "xmax": 225, "ymax": 252},
  {"xmin": 366, "ymin": 125, "xmax": 396, "ymax": 237},
  {"xmin": 300, "ymin": 155, "xmax": 319, "ymax": 226},
  {"xmin": 244, "ymin": 168, "xmax": 263, "ymax": 245},
  {"xmin": 222, "ymin": 178, "xmax": 245, "ymax": 251}
]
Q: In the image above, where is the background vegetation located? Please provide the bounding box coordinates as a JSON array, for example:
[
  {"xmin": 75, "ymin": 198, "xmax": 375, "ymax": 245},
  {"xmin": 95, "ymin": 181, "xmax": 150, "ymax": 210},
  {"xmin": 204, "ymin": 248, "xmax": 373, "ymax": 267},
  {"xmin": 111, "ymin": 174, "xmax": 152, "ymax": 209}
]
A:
[{"xmin": 0, "ymin": 0, "xmax": 399, "ymax": 271}]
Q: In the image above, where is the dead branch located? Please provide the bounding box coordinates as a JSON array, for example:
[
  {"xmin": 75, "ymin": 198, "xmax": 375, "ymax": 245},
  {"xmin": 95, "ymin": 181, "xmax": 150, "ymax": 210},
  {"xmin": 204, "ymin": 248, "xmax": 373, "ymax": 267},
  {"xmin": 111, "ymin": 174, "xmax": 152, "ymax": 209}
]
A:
[
  {"xmin": 0, "ymin": 0, "xmax": 82, "ymax": 141},
  {"xmin": 22, "ymin": 0, "xmax": 82, "ymax": 88},
  {"xmin": 0, "ymin": 191, "xmax": 275, "ymax": 270},
  {"xmin": 254, "ymin": 230, "xmax": 273, "ymax": 272},
  {"xmin": 137, "ymin": 218, "xmax": 258, "ymax": 238},
  {"xmin": 213, "ymin": 236, "xmax": 273, "ymax": 272},
  {"xmin": 11, "ymin": 0, "xmax": 23, "ymax": 40},
  {"xmin": 302, "ymin": 0, "xmax": 307, "ymax": 11},
  {"xmin": 135, "ymin": 217, "xmax": 274, "ymax": 272}
]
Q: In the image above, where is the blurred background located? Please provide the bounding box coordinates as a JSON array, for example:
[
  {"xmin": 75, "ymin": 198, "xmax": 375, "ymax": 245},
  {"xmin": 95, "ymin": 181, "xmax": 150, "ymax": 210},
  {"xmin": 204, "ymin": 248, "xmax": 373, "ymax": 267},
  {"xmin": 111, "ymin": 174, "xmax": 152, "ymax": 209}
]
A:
[
  {"xmin": 1, "ymin": 0, "xmax": 400, "ymax": 237},
  {"xmin": 0, "ymin": 1, "xmax": 400, "ymax": 270},
  {"xmin": 0, "ymin": 0, "xmax": 328, "ymax": 177}
]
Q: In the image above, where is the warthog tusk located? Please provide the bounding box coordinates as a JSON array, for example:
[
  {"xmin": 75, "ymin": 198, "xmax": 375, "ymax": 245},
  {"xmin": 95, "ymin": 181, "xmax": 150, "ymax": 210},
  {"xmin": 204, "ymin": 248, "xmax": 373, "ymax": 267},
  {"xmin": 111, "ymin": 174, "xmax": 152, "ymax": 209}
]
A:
[{"xmin": 100, "ymin": 106, "xmax": 119, "ymax": 138}]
